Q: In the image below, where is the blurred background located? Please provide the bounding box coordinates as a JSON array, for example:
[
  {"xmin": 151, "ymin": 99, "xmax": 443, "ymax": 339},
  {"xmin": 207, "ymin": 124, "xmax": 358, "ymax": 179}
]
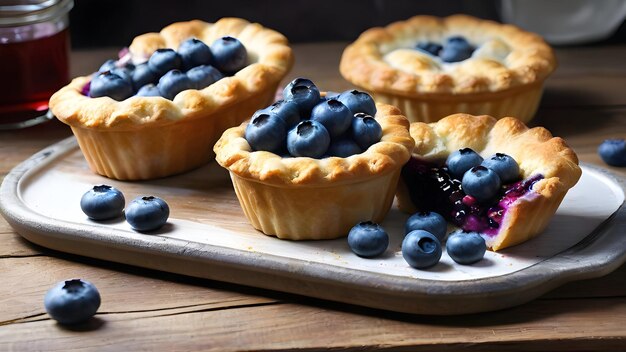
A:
[{"xmin": 69, "ymin": 0, "xmax": 626, "ymax": 47}]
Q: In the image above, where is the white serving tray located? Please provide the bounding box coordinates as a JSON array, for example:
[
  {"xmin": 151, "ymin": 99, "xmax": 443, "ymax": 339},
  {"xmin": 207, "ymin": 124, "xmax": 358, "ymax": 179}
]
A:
[{"xmin": 1, "ymin": 137, "xmax": 625, "ymax": 314}]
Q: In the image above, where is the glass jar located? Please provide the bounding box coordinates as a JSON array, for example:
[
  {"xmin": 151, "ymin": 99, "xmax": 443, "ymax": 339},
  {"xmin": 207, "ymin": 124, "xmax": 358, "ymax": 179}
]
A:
[{"xmin": 0, "ymin": 0, "xmax": 74, "ymax": 129}]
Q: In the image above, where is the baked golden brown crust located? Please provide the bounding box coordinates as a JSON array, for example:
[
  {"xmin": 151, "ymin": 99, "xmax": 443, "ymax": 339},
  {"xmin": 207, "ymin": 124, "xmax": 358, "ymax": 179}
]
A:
[
  {"xmin": 215, "ymin": 103, "xmax": 415, "ymax": 186},
  {"xmin": 48, "ymin": 18, "xmax": 293, "ymax": 180},
  {"xmin": 396, "ymin": 113, "xmax": 581, "ymax": 250},
  {"xmin": 214, "ymin": 103, "xmax": 415, "ymax": 240},
  {"xmin": 340, "ymin": 15, "xmax": 556, "ymax": 96},
  {"xmin": 50, "ymin": 18, "xmax": 294, "ymax": 130}
]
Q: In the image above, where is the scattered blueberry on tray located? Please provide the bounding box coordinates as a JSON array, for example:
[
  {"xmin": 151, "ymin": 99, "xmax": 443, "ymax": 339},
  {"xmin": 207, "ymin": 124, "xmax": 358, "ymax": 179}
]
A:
[
  {"xmin": 446, "ymin": 231, "xmax": 487, "ymax": 265},
  {"xmin": 44, "ymin": 279, "xmax": 101, "ymax": 325},
  {"xmin": 405, "ymin": 211, "xmax": 447, "ymax": 241},
  {"xmin": 125, "ymin": 196, "xmax": 170, "ymax": 232},
  {"xmin": 348, "ymin": 222, "xmax": 389, "ymax": 258},
  {"xmin": 80, "ymin": 185, "xmax": 125, "ymax": 220},
  {"xmin": 402, "ymin": 230, "xmax": 442, "ymax": 269}
]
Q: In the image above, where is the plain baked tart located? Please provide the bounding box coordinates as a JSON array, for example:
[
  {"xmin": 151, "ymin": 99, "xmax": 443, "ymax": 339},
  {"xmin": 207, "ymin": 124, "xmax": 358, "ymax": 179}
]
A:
[
  {"xmin": 340, "ymin": 15, "xmax": 556, "ymax": 123},
  {"xmin": 50, "ymin": 18, "xmax": 293, "ymax": 180},
  {"xmin": 396, "ymin": 113, "xmax": 581, "ymax": 250},
  {"xmin": 214, "ymin": 102, "xmax": 415, "ymax": 240}
]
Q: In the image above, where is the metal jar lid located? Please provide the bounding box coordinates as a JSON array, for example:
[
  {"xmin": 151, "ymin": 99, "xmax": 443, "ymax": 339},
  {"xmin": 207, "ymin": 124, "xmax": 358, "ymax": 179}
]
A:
[{"xmin": 0, "ymin": 0, "xmax": 74, "ymax": 27}]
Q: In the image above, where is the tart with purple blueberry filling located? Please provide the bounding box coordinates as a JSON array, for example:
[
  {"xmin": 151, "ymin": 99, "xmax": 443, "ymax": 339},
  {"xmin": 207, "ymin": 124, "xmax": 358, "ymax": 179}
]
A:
[
  {"xmin": 340, "ymin": 15, "xmax": 556, "ymax": 123},
  {"xmin": 396, "ymin": 113, "xmax": 581, "ymax": 250},
  {"xmin": 49, "ymin": 18, "xmax": 293, "ymax": 180},
  {"xmin": 214, "ymin": 79, "xmax": 414, "ymax": 240}
]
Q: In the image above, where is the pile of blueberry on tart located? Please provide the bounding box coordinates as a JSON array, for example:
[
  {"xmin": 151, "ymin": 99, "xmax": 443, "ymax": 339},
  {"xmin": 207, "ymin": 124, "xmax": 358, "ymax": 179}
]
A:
[
  {"xmin": 340, "ymin": 15, "xmax": 556, "ymax": 123},
  {"xmin": 214, "ymin": 78, "xmax": 414, "ymax": 240},
  {"xmin": 396, "ymin": 113, "xmax": 581, "ymax": 251},
  {"xmin": 49, "ymin": 18, "xmax": 293, "ymax": 180}
]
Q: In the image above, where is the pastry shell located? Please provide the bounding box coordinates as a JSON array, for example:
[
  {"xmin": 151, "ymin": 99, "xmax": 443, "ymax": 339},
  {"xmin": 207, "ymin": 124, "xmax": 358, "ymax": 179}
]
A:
[
  {"xmin": 50, "ymin": 18, "xmax": 294, "ymax": 180},
  {"xmin": 214, "ymin": 103, "xmax": 415, "ymax": 240},
  {"xmin": 396, "ymin": 113, "xmax": 581, "ymax": 250},
  {"xmin": 340, "ymin": 15, "xmax": 556, "ymax": 123}
]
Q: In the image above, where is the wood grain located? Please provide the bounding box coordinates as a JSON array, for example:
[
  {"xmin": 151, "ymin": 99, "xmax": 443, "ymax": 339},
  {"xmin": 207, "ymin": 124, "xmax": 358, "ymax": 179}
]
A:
[{"xmin": 0, "ymin": 43, "xmax": 625, "ymax": 351}]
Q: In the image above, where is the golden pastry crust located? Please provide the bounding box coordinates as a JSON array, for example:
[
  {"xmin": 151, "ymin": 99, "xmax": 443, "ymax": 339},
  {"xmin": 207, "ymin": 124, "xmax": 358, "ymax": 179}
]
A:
[
  {"xmin": 50, "ymin": 18, "xmax": 294, "ymax": 130},
  {"xmin": 215, "ymin": 103, "xmax": 415, "ymax": 240},
  {"xmin": 396, "ymin": 113, "xmax": 581, "ymax": 250},
  {"xmin": 340, "ymin": 15, "xmax": 556, "ymax": 96},
  {"xmin": 215, "ymin": 103, "xmax": 415, "ymax": 186}
]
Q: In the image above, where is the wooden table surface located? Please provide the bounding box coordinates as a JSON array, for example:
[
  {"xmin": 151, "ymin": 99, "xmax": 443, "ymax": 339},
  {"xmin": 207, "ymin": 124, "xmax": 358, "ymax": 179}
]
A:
[{"xmin": 1, "ymin": 43, "xmax": 625, "ymax": 351}]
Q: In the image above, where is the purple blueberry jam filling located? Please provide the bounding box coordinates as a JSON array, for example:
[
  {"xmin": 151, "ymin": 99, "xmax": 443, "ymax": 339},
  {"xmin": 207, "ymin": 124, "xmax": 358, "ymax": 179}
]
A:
[{"xmin": 401, "ymin": 157, "xmax": 543, "ymax": 236}]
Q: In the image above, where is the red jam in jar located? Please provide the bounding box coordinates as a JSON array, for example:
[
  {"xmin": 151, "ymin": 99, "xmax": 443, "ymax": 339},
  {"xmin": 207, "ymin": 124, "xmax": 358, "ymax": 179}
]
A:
[{"xmin": 0, "ymin": 0, "xmax": 74, "ymax": 129}]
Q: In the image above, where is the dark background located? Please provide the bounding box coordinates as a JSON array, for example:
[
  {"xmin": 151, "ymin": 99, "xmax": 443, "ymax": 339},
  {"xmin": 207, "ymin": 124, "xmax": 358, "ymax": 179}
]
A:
[{"xmin": 68, "ymin": 0, "xmax": 626, "ymax": 48}]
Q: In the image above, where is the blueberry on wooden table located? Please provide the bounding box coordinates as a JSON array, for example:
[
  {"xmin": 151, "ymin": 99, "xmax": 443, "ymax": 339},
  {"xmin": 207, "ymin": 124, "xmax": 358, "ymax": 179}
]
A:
[
  {"xmin": 44, "ymin": 279, "xmax": 101, "ymax": 325},
  {"xmin": 598, "ymin": 139, "xmax": 626, "ymax": 167},
  {"xmin": 80, "ymin": 185, "xmax": 125, "ymax": 220}
]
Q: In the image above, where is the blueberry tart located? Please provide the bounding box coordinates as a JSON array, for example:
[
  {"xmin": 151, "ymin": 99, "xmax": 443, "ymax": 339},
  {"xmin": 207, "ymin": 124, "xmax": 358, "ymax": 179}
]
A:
[
  {"xmin": 214, "ymin": 80, "xmax": 414, "ymax": 240},
  {"xmin": 396, "ymin": 113, "xmax": 581, "ymax": 250},
  {"xmin": 340, "ymin": 15, "xmax": 556, "ymax": 123},
  {"xmin": 50, "ymin": 18, "xmax": 293, "ymax": 180}
]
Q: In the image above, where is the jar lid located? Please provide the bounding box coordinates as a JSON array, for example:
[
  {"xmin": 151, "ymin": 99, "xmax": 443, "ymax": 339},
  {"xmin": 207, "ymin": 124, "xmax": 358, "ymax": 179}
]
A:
[{"xmin": 0, "ymin": 0, "xmax": 74, "ymax": 27}]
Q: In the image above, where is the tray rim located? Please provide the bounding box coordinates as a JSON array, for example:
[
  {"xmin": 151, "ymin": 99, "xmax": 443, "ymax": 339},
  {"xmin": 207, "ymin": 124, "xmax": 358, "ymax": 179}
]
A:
[{"xmin": 1, "ymin": 136, "xmax": 625, "ymax": 315}]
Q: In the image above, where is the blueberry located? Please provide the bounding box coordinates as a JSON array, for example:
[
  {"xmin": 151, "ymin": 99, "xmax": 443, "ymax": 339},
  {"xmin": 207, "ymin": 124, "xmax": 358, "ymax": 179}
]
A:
[
  {"xmin": 245, "ymin": 112, "xmax": 287, "ymax": 153},
  {"xmin": 402, "ymin": 230, "xmax": 442, "ymax": 269},
  {"xmin": 598, "ymin": 139, "xmax": 626, "ymax": 167},
  {"xmin": 337, "ymin": 90, "xmax": 376, "ymax": 116},
  {"xmin": 178, "ymin": 38, "xmax": 213, "ymax": 70},
  {"xmin": 44, "ymin": 279, "xmax": 101, "ymax": 325},
  {"xmin": 125, "ymin": 196, "xmax": 170, "ymax": 232},
  {"xmin": 440, "ymin": 36, "xmax": 474, "ymax": 63},
  {"xmin": 326, "ymin": 137, "xmax": 362, "ymax": 157},
  {"xmin": 462, "ymin": 165, "xmax": 502, "ymax": 203},
  {"xmin": 89, "ymin": 71, "xmax": 134, "ymax": 101},
  {"xmin": 136, "ymin": 84, "xmax": 162, "ymax": 97},
  {"xmin": 283, "ymin": 78, "xmax": 321, "ymax": 116},
  {"xmin": 157, "ymin": 69, "xmax": 194, "ymax": 100},
  {"xmin": 98, "ymin": 59, "xmax": 117, "ymax": 73},
  {"xmin": 405, "ymin": 211, "xmax": 447, "ymax": 241},
  {"xmin": 446, "ymin": 231, "xmax": 487, "ymax": 265},
  {"xmin": 263, "ymin": 100, "xmax": 300, "ymax": 128},
  {"xmin": 310, "ymin": 99, "xmax": 352, "ymax": 138},
  {"xmin": 210, "ymin": 36, "xmax": 247, "ymax": 74},
  {"xmin": 446, "ymin": 148, "xmax": 484, "ymax": 179},
  {"xmin": 109, "ymin": 67, "xmax": 133, "ymax": 86},
  {"xmin": 186, "ymin": 65, "xmax": 223, "ymax": 89},
  {"xmin": 131, "ymin": 63, "xmax": 159, "ymax": 90},
  {"xmin": 481, "ymin": 153, "xmax": 520, "ymax": 183},
  {"xmin": 80, "ymin": 185, "xmax": 125, "ymax": 220},
  {"xmin": 148, "ymin": 48, "xmax": 182, "ymax": 76},
  {"xmin": 416, "ymin": 42, "xmax": 442, "ymax": 56},
  {"xmin": 350, "ymin": 112, "xmax": 383, "ymax": 150},
  {"xmin": 347, "ymin": 221, "xmax": 389, "ymax": 258},
  {"xmin": 287, "ymin": 120, "xmax": 330, "ymax": 158}
]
